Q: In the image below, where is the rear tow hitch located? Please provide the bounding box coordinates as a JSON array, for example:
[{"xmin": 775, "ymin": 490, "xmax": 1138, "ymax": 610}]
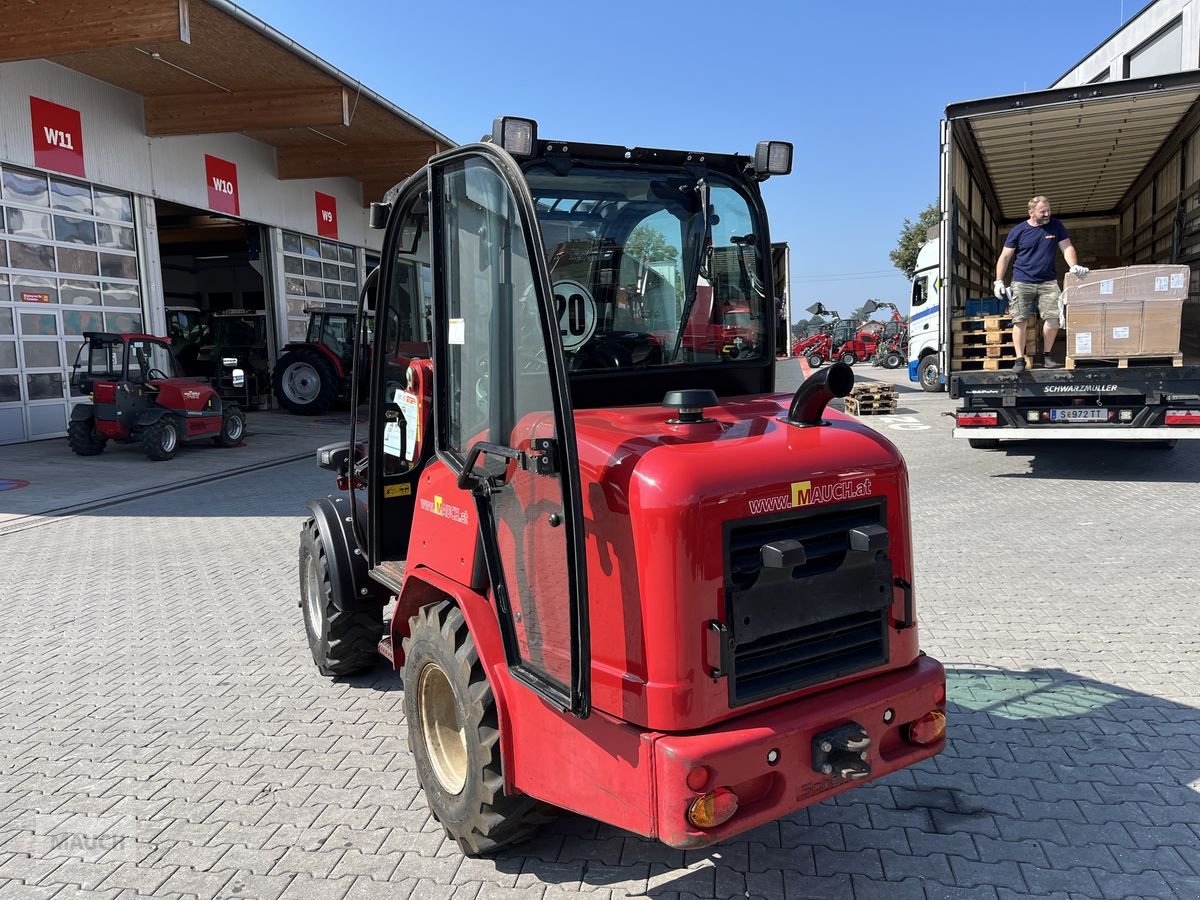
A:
[{"xmin": 812, "ymin": 722, "xmax": 872, "ymax": 780}]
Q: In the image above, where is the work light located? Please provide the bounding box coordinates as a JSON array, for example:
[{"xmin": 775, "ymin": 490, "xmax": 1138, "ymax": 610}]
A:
[
  {"xmin": 492, "ymin": 117, "xmax": 537, "ymax": 158},
  {"xmin": 754, "ymin": 141, "xmax": 793, "ymax": 178}
]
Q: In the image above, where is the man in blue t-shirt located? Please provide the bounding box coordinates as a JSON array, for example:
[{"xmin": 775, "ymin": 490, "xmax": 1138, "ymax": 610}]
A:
[{"xmin": 993, "ymin": 196, "xmax": 1088, "ymax": 371}]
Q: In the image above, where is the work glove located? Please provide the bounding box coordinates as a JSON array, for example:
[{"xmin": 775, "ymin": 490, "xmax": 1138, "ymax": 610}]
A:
[
  {"xmin": 993, "ymin": 279, "xmax": 1012, "ymax": 301},
  {"xmin": 1069, "ymin": 264, "xmax": 1089, "ymax": 277}
]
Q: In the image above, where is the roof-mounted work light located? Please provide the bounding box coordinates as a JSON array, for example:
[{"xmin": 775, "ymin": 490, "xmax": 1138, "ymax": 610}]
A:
[
  {"xmin": 492, "ymin": 116, "xmax": 538, "ymax": 158},
  {"xmin": 753, "ymin": 141, "xmax": 793, "ymax": 178}
]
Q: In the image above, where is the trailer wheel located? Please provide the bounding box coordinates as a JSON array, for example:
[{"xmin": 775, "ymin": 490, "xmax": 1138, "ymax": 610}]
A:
[
  {"xmin": 917, "ymin": 355, "xmax": 943, "ymax": 393},
  {"xmin": 883, "ymin": 351, "xmax": 904, "ymax": 370},
  {"xmin": 274, "ymin": 349, "xmax": 338, "ymax": 415},
  {"xmin": 807, "ymin": 352, "xmax": 824, "ymax": 368},
  {"xmin": 67, "ymin": 419, "xmax": 107, "ymax": 456},
  {"xmin": 213, "ymin": 403, "xmax": 246, "ymax": 447},
  {"xmin": 299, "ymin": 518, "xmax": 381, "ymax": 676},
  {"xmin": 142, "ymin": 417, "xmax": 179, "ymax": 461},
  {"xmin": 968, "ymin": 438, "xmax": 1000, "ymax": 450},
  {"xmin": 404, "ymin": 600, "xmax": 554, "ymax": 856}
]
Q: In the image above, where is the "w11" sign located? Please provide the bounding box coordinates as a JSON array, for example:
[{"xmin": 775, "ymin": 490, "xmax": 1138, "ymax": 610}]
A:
[
  {"xmin": 30, "ymin": 97, "xmax": 85, "ymax": 178},
  {"xmin": 205, "ymin": 154, "xmax": 240, "ymax": 216}
]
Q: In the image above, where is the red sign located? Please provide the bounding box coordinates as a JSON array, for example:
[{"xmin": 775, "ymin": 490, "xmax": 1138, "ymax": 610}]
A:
[
  {"xmin": 204, "ymin": 154, "xmax": 240, "ymax": 216},
  {"xmin": 315, "ymin": 192, "xmax": 339, "ymax": 239},
  {"xmin": 20, "ymin": 292, "xmax": 51, "ymax": 304},
  {"xmin": 30, "ymin": 97, "xmax": 85, "ymax": 178}
]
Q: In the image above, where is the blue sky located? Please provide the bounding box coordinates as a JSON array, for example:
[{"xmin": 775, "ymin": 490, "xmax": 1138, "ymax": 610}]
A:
[{"xmin": 238, "ymin": 0, "xmax": 1153, "ymax": 318}]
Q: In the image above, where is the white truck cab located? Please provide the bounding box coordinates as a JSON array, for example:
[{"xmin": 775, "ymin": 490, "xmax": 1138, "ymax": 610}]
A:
[{"xmin": 907, "ymin": 237, "xmax": 942, "ymax": 391}]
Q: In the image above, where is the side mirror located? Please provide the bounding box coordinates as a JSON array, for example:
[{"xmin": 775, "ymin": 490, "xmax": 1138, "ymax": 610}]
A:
[{"xmin": 316, "ymin": 441, "xmax": 352, "ymax": 475}]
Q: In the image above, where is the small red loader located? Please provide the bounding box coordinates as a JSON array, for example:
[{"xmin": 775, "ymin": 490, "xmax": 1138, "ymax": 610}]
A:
[{"xmin": 296, "ymin": 118, "xmax": 946, "ymax": 855}]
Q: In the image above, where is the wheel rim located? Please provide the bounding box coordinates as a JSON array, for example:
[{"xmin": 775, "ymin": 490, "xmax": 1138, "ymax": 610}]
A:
[
  {"xmin": 302, "ymin": 553, "xmax": 323, "ymax": 636},
  {"xmin": 922, "ymin": 361, "xmax": 937, "ymax": 387},
  {"xmin": 162, "ymin": 422, "xmax": 177, "ymax": 452},
  {"xmin": 283, "ymin": 362, "xmax": 322, "ymax": 404},
  {"xmin": 226, "ymin": 415, "xmax": 244, "ymax": 441},
  {"xmin": 418, "ymin": 662, "xmax": 468, "ymax": 794}
]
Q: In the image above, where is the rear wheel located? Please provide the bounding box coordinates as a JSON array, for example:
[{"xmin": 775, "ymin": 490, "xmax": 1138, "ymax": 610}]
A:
[
  {"xmin": 274, "ymin": 349, "xmax": 338, "ymax": 415},
  {"xmin": 67, "ymin": 419, "xmax": 107, "ymax": 456},
  {"xmin": 968, "ymin": 438, "xmax": 1000, "ymax": 450},
  {"xmin": 883, "ymin": 351, "xmax": 904, "ymax": 369},
  {"xmin": 142, "ymin": 417, "xmax": 179, "ymax": 461},
  {"xmin": 807, "ymin": 352, "xmax": 824, "ymax": 368},
  {"xmin": 917, "ymin": 354, "xmax": 943, "ymax": 393},
  {"xmin": 214, "ymin": 403, "xmax": 246, "ymax": 447},
  {"xmin": 299, "ymin": 518, "xmax": 381, "ymax": 676},
  {"xmin": 404, "ymin": 600, "xmax": 554, "ymax": 856}
]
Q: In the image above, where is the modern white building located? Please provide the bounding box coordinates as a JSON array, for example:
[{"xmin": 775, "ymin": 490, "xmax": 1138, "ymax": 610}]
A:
[
  {"xmin": 0, "ymin": 0, "xmax": 452, "ymax": 443},
  {"xmin": 1054, "ymin": 0, "xmax": 1200, "ymax": 86}
]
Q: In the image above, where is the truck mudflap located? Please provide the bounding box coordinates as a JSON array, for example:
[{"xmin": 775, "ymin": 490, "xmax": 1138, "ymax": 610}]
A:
[{"xmin": 651, "ymin": 654, "xmax": 945, "ymax": 849}]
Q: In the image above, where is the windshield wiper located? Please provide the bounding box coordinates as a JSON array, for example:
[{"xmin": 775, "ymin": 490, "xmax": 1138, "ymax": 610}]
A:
[{"xmin": 671, "ymin": 179, "xmax": 711, "ymax": 361}]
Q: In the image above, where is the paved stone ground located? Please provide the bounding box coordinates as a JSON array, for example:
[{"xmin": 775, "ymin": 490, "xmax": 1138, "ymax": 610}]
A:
[{"xmin": 1, "ymin": 366, "xmax": 1198, "ymax": 899}]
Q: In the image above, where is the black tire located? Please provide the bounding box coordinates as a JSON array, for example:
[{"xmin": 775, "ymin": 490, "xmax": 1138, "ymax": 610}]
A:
[
  {"xmin": 299, "ymin": 518, "xmax": 381, "ymax": 676},
  {"xmin": 67, "ymin": 418, "xmax": 106, "ymax": 456},
  {"xmin": 404, "ymin": 600, "xmax": 555, "ymax": 855},
  {"xmin": 883, "ymin": 351, "xmax": 904, "ymax": 370},
  {"xmin": 917, "ymin": 354, "xmax": 943, "ymax": 393},
  {"xmin": 1145, "ymin": 439, "xmax": 1178, "ymax": 450},
  {"xmin": 141, "ymin": 417, "xmax": 179, "ymax": 461},
  {"xmin": 214, "ymin": 403, "xmax": 246, "ymax": 447},
  {"xmin": 807, "ymin": 352, "xmax": 824, "ymax": 368},
  {"xmin": 839, "ymin": 351, "xmax": 857, "ymax": 366},
  {"xmin": 968, "ymin": 438, "xmax": 1000, "ymax": 450},
  {"xmin": 274, "ymin": 349, "xmax": 339, "ymax": 415}
]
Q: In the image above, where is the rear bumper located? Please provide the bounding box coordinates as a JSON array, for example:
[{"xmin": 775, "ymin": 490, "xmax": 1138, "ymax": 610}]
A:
[
  {"xmin": 650, "ymin": 654, "xmax": 945, "ymax": 848},
  {"xmin": 953, "ymin": 426, "xmax": 1200, "ymax": 440}
]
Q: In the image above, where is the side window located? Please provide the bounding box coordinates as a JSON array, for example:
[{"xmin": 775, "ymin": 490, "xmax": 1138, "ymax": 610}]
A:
[
  {"xmin": 912, "ymin": 275, "xmax": 928, "ymax": 308},
  {"xmin": 380, "ymin": 192, "xmax": 432, "ymax": 398},
  {"xmin": 619, "ymin": 210, "xmax": 683, "ymax": 333}
]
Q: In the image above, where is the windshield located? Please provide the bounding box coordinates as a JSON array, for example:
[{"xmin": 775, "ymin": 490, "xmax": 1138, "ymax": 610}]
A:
[{"xmin": 523, "ymin": 165, "xmax": 768, "ymax": 371}]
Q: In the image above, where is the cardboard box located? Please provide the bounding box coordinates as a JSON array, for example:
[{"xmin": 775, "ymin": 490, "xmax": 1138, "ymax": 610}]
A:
[
  {"xmin": 1066, "ymin": 302, "xmax": 1104, "ymax": 357},
  {"xmin": 1141, "ymin": 298, "xmax": 1184, "ymax": 354},
  {"xmin": 1064, "ymin": 264, "xmax": 1191, "ymax": 303},
  {"xmin": 1100, "ymin": 303, "xmax": 1143, "ymax": 355}
]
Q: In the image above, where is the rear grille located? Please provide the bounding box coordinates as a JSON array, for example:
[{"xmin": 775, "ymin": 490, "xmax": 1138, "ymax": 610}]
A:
[{"xmin": 724, "ymin": 500, "xmax": 891, "ymax": 706}]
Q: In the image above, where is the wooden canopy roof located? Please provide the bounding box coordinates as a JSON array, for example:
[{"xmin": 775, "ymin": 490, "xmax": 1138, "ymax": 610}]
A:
[{"xmin": 0, "ymin": 0, "xmax": 453, "ymax": 204}]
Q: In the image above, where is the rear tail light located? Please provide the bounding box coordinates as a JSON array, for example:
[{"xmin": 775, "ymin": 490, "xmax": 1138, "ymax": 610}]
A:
[
  {"xmin": 1165, "ymin": 410, "xmax": 1200, "ymax": 426},
  {"xmin": 686, "ymin": 787, "xmax": 739, "ymax": 829},
  {"xmin": 956, "ymin": 411, "xmax": 997, "ymax": 427},
  {"xmin": 905, "ymin": 710, "xmax": 947, "ymax": 746}
]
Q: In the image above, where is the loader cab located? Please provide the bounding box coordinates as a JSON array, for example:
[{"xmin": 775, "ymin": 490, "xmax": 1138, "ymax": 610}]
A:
[
  {"xmin": 73, "ymin": 332, "xmax": 182, "ymax": 394},
  {"xmin": 349, "ymin": 118, "xmax": 791, "ymax": 715}
]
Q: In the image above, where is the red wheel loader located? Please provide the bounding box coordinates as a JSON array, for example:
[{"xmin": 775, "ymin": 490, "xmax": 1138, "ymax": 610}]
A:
[{"xmin": 296, "ymin": 118, "xmax": 945, "ymax": 855}]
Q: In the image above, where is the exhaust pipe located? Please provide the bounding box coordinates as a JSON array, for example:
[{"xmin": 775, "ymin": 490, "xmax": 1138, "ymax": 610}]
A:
[{"xmin": 786, "ymin": 362, "xmax": 855, "ymax": 426}]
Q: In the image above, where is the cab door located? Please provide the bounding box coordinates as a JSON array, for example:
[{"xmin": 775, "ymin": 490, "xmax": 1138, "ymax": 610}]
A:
[{"xmin": 429, "ymin": 145, "xmax": 590, "ymax": 718}]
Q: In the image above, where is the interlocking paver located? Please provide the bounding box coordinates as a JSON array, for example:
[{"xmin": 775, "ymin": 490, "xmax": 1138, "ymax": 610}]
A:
[{"xmin": 3, "ymin": 375, "xmax": 1200, "ymax": 899}]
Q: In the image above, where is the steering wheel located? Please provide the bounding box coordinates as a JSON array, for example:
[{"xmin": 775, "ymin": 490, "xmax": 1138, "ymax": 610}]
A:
[{"xmin": 145, "ymin": 368, "xmax": 169, "ymax": 381}]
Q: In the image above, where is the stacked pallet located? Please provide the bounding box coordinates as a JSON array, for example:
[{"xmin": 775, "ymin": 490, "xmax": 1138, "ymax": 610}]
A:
[
  {"xmin": 843, "ymin": 382, "xmax": 897, "ymax": 416},
  {"xmin": 1065, "ymin": 353, "xmax": 1183, "ymax": 371},
  {"xmin": 951, "ymin": 314, "xmax": 1038, "ymax": 371}
]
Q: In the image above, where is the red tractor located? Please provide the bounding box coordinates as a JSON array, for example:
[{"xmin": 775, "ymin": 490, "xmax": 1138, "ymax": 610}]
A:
[
  {"xmin": 68, "ymin": 332, "xmax": 246, "ymax": 461},
  {"xmin": 273, "ymin": 305, "xmax": 361, "ymax": 415},
  {"xmin": 296, "ymin": 117, "xmax": 945, "ymax": 855}
]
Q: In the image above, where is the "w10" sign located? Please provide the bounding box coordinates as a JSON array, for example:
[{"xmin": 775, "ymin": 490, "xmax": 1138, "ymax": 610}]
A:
[{"xmin": 205, "ymin": 154, "xmax": 240, "ymax": 216}]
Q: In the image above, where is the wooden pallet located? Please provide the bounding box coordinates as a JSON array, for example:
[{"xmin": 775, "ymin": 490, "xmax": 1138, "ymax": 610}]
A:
[
  {"xmin": 958, "ymin": 330, "xmax": 1010, "ymax": 346},
  {"xmin": 951, "ymin": 315, "xmax": 1015, "ymax": 332},
  {"xmin": 849, "ymin": 382, "xmax": 896, "ymax": 397},
  {"xmin": 844, "ymin": 395, "xmax": 897, "ymax": 416},
  {"xmin": 952, "ymin": 356, "xmax": 1034, "ymax": 371},
  {"xmin": 1065, "ymin": 353, "xmax": 1184, "ymax": 370}
]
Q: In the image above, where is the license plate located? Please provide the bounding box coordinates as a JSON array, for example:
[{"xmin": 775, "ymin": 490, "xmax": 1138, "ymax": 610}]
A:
[{"xmin": 1050, "ymin": 408, "xmax": 1109, "ymax": 422}]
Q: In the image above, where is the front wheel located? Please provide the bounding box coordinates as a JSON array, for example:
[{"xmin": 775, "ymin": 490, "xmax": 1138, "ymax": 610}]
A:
[
  {"xmin": 142, "ymin": 417, "xmax": 179, "ymax": 461},
  {"xmin": 917, "ymin": 354, "xmax": 943, "ymax": 393},
  {"xmin": 883, "ymin": 351, "xmax": 904, "ymax": 370},
  {"xmin": 299, "ymin": 518, "xmax": 381, "ymax": 676},
  {"xmin": 838, "ymin": 351, "xmax": 857, "ymax": 366},
  {"xmin": 214, "ymin": 403, "xmax": 246, "ymax": 447},
  {"xmin": 274, "ymin": 350, "xmax": 338, "ymax": 415},
  {"xmin": 807, "ymin": 352, "xmax": 824, "ymax": 368},
  {"xmin": 404, "ymin": 601, "xmax": 554, "ymax": 855},
  {"xmin": 67, "ymin": 419, "xmax": 107, "ymax": 456}
]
